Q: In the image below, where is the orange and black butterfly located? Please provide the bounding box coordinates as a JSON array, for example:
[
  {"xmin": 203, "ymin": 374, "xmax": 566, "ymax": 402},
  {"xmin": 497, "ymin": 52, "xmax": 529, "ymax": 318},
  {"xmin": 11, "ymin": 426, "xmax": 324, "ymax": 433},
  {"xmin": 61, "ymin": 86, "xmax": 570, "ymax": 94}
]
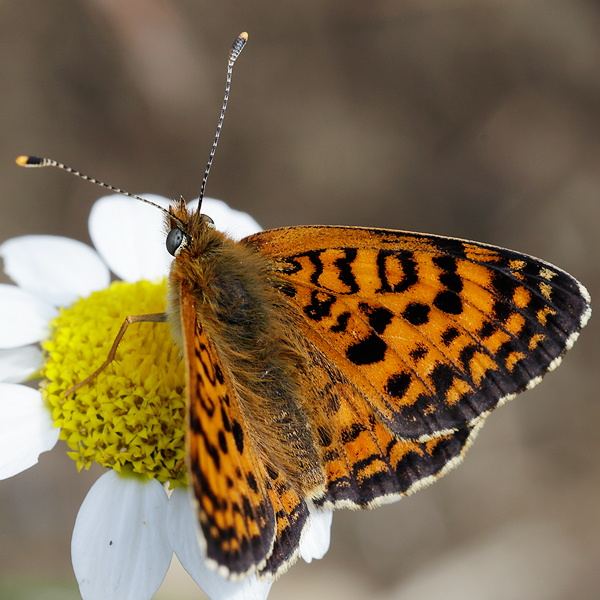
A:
[
  {"xmin": 167, "ymin": 202, "xmax": 590, "ymax": 580},
  {"xmin": 18, "ymin": 33, "xmax": 591, "ymax": 581}
]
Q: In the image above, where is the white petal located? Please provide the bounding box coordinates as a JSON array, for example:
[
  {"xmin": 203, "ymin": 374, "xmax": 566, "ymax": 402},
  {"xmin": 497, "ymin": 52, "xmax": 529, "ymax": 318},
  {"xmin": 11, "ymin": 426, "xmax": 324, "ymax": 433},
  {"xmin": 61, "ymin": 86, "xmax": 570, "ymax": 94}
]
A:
[
  {"xmin": 0, "ymin": 346, "xmax": 43, "ymax": 383},
  {"xmin": 0, "ymin": 284, "xmax": 58, "ymax": 348},
  {"xmin": 0, "ymin": 235, "xmax": 110, "ymax": 307},
  {"xmin": 300, "ymin": 503, "xmax": 333, "ymax": 563},
  {"xmin": 72, "ymin": 471, "xmax": 172, "ymax": 600},
  {"xmin": 190, "ymin": 197, "xmax": 263, "ymax": 240},
  {"xmin": 89, "ymin": 195, "xmax": 173, "ymax": 283},
  {"xmin": 89, "ymin": 195, "xmax": 262, "ymax": 284},
  {"xmin": 167, "ymin": 487, "xmax": 272, "ymax": 600},
  {"xmin": 0, "ymin": 383, "xmax": 59, "ymax": 480}
]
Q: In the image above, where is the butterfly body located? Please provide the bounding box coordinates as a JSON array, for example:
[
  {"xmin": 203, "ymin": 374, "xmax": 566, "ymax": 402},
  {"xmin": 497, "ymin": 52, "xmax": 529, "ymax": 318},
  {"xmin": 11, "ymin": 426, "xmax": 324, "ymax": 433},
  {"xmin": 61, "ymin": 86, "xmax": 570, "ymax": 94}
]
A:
[
  {"xmin": 163, "ymin": 197, "xmax": 590, "ymax": 581},
  {"xmin": 166, "ymin": 198, "xmax": 330, "ymax": 577},
  {"xmin": 168, "ymin": 198, "xmax": 326, "ymax": 487}
]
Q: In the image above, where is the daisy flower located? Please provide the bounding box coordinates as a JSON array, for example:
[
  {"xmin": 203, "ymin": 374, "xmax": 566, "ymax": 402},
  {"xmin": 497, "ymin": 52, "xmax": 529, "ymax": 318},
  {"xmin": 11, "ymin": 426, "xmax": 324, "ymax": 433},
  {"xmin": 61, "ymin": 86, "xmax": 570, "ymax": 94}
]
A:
[{"xmin": 0, "ymin": 194, "xmax": 333, "ymax": 600}]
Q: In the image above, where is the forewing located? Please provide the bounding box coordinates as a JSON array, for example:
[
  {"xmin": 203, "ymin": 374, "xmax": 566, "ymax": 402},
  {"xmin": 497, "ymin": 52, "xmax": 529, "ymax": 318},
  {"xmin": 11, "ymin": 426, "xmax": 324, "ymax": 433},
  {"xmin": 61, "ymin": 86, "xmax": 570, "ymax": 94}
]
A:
[
  {"xmin": 180, "ymin": 282, "xmax": 277, "ymax": 578},
  {"xmin": 245, "ymin": 226, "xmax": 591, "ymax": 441}
]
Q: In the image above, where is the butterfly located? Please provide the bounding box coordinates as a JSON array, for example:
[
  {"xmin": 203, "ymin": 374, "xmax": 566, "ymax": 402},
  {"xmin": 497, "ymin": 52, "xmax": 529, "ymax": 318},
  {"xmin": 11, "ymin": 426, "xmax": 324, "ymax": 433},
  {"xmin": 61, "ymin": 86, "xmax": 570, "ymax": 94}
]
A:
[
  {"xmin": 164, "ymin": 202, "xmax": 590, "ymax": 580},
  {"xmin": 17, "ymin": 32, "xmax": 591, "ymax": 582}
]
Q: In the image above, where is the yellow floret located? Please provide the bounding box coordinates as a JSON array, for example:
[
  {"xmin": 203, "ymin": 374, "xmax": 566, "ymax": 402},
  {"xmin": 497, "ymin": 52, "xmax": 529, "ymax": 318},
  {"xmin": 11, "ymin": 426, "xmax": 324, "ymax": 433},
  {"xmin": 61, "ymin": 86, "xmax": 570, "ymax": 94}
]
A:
[{"xmin": 42, "ymin": 280, "xmax": 187, "ymax": 486}]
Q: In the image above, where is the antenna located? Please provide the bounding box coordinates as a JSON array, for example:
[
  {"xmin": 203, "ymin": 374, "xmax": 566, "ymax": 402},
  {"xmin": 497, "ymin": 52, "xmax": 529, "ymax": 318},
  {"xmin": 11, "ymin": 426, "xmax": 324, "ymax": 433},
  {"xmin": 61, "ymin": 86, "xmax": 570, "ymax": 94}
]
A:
[
  {"xmin": 15, "ymin": 32, "xmax": 249, "ymax": 224},
  {"xmin": 15, "ymin": 155, "xmax": 187, "ymax": 228},
  {"xmin": 198, "ymin": 31, "xmax": 248, "ymax": 213}
]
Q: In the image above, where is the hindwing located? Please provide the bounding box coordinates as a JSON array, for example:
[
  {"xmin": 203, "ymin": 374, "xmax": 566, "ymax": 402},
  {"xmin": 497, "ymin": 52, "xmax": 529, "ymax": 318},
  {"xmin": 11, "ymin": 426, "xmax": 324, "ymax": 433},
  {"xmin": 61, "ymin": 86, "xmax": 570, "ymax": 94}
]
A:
[{"xmin": 302, "ymin": 340, "xmax": 479, "ymax": 508}]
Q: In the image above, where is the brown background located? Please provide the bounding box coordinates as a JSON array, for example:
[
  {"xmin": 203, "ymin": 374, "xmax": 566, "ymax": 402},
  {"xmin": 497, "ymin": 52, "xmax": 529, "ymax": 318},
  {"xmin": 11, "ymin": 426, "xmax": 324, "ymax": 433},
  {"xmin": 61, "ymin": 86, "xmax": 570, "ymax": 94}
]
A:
[{"xmin": 1, "ymin": 1, "xmax": 599, "ymax": 599}]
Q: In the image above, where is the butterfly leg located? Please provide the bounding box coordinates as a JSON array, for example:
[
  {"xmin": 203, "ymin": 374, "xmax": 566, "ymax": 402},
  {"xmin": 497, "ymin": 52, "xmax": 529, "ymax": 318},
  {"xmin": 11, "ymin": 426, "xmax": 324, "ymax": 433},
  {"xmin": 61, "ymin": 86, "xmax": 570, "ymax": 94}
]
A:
[{"xmin": 63, "ymin": 312, "xmax": 168, "ymax": 397}]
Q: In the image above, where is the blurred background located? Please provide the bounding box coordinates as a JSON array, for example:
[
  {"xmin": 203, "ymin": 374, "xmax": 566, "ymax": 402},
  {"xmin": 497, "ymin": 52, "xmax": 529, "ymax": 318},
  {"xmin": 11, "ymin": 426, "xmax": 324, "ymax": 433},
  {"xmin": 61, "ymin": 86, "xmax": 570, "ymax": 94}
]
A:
[{"xmin": 0, "ymin": 1, "xmax": 599, "ymax": 599}]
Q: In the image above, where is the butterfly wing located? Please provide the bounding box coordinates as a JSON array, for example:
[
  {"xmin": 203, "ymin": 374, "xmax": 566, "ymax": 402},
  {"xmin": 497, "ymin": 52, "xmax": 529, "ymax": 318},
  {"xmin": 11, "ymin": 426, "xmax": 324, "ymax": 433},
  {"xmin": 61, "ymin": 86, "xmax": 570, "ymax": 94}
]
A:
[
  {"xmin": 245, "ymin": 226, "xmax": 590, "ymax": 506},
  {"xmin": 301, "ymin": 339, "xmax": 479, "ymax": 508},
  {"xmin": 179, "ymin": 280, "xmax": 311, "ymax": 579},
  {"xmin": 180, "ymin": 281, "xmax": 275, "ymax": 576},
  {"xmin": 259, "ymin": 467, "xmax": 310, "ymax": 579}
]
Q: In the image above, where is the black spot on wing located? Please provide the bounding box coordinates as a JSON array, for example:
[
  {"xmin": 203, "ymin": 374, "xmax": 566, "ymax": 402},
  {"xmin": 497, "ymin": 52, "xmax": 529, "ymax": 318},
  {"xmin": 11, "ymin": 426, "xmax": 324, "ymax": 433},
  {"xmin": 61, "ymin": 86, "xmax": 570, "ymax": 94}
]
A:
[
  {"xmin": 206, "ymin": 436, "xmax": 221, "ymax": 471},
  {"xmin": 304, "ymin": 290, "xmax": 336, "ymax": 322},
  {"xmin": 221, "ymin": 407, "xmax": 231, "ymax": 431},
  {"xmin": 433, "ymin": 255, "xmax": 463, "ymax": 293},
  {"xmin": 218, "ymin": 430, "xmax": 228, "ymax": 454},
  {"xmin": 232, "ymin": 420, "xmax": 244, "ymax": 454},
  {"xmin": 359, "ymin": 303, "xmax": 394, "ymax": 334},
  {"xmin": 331, "ymin": 311, "xmax": 351, "ymax": 333},
  {"xmin": 441, "ymin": 326, "xmax": 460, "ymax": 346},
  {"xmin": 346, "ymin": 333, "xmax": 387, "ymax": 365},
  {"xmin": 477, "ymin": 321, "xmax": 496, "ymax": 339},
  {"xmin": 430, "ymin": 362, "xmax": 460, "ymax": 398},
  {"xmin": 277, "ymin": 282, "xmax": 297, "ymax": 298},
  {"xmin": 410, "ymin": 344, "xmax": 429, "ymax": 362},
  {"xmin": 335, "ymin": 248, "xmax": 360, "ymax": 293},
  {"xmin": 403, "ymin": 302, "xmax": 430, "ymax": 326},
  {"xmin": 305, "ymin": 250, "xmax": 325, "ymax": 285},
  {"xmin": 376, "ymin": 249, "xmax": 419, "ymax": 294},
  {"xmin": 247, "ymin": 472, "xmax": 259, "ymax": 493},
  {"xmin": 490, "ymin": 268, "xmax": 519, "ymax": 300},
  {"xmin": 434, "ymin": 290, "xmax": 463, "ymax": 315},
  {"xmin": 458, "ymin": 344, "xmax": 479, "ymax": 371},
  {"xmin": 214, "ymin": 363, "xmax": 225, "ymax": 385},
  {"xmin": 385, "ymin": 372, "xmax": 412, "ymax": 398},
  {"xmin": 493, "ymin": 299, "xmax": 512, "ymax": 323},
  {"xmin": 429, "ymin": 236, "xmax": 468, "ymax": 260},
  {"xmin": 341, "ymin": 422, "xmax": 367, "ymax": 443}
]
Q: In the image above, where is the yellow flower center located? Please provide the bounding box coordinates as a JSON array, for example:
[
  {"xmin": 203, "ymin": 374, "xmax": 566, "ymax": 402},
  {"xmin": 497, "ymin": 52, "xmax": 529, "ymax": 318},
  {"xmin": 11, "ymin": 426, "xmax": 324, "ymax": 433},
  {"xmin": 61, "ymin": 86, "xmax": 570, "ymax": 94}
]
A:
[{"xmin": 42, "ymin": 280, "xmax": 187, "ymax": 486}]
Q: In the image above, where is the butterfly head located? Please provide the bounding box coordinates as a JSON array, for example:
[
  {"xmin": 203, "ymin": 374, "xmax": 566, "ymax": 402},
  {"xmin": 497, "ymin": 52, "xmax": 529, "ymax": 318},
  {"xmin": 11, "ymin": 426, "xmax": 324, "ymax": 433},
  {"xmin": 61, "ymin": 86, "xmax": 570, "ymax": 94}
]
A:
[{"xmin": 166, "ymin": 197, "xmax": 218, "ymax": 257}]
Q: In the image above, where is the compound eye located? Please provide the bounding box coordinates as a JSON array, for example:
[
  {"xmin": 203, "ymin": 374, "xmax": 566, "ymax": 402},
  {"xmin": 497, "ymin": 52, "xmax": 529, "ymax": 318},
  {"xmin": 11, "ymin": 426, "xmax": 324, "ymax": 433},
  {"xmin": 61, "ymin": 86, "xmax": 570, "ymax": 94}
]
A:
[{"xmin": 166, "ymin": 227, "xmax": 186, "ymax": 256}]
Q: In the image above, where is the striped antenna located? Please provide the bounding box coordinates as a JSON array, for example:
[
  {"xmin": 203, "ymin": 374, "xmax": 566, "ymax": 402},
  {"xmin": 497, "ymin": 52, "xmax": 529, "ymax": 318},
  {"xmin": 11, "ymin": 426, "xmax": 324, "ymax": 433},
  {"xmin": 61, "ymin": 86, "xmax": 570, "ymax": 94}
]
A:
[
  {"xmin": 15, "ymin": 155, "xmax": 186, "ymax": 227},
  {"xmin": 197, "ymin": 31, "xmax": 248, "ymax": 213},
  {"xmin": 15, "ymin": 32, "xmax": 249, "ymax": 222}
]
